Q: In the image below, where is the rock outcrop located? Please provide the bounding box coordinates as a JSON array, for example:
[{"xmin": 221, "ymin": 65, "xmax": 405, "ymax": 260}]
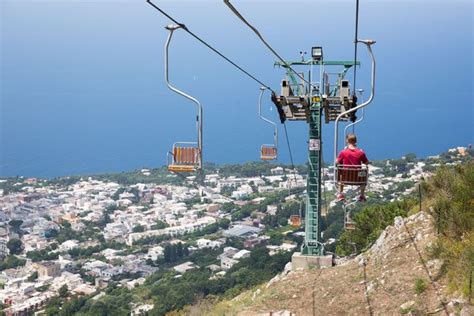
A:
[{"xmin": 208, "ymin": 211, "xmax": 472, "ymax": 315}]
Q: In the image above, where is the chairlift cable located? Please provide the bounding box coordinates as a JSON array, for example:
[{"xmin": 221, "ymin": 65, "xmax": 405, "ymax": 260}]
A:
[
  {"xmin": 224, "ymin": 0, "xmax": 317, "ymax": 91},
  {"xmin": 352, "ymin": 0, "xmax": 360, "ymax": 96},
  {"xmin": 147, "ymin": 0, "xmax": 274, "ymax": 92}
]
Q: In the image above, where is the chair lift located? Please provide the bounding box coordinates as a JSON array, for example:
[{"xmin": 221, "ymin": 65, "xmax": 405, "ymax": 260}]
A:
[
  {"xmin": 290, "ymin": 200, "xmax": 303, "ymax": 227},
  {"xmin": 344, "ymin": 89, "xmax": 365, "ymax": 137},
  {"xmin": 258, "ymin": 87, "xmax": 278, "ymax": 160},
  {"xmin": 343, "ymin": 200, "xmax": 357, "ymax": 230},
  {"xmin": 333, "ymin": 40, "xmax": 376, "ymax": 190},
  {"xmin": 337, "ymin": 88, "xmax": 368, "ymax": 186},
  {"xmin": 164, "ymin": 24, "xmax": 203, "ymax": 173}
]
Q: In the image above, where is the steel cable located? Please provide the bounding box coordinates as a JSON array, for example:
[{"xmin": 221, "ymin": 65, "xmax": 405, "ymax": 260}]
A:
[
  {"xmin": 224, "ymin": 0, "xmax": 318, "ymax": 92},
  {"xmin": 147, "ymin": 0, "xmax": 274, "ymax": 92}
]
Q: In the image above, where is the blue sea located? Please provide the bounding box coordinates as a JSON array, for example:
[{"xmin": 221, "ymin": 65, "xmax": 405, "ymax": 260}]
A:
[{"xmin": 1, "ymin": 0, "xmax": 473, "ymax": 178}]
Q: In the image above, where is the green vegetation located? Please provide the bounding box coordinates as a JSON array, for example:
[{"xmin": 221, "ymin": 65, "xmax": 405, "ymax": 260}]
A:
[
  {"xmin": 58, "ymin": 284, "xmax": 69, "ymax": 298},
  {"xmin": 0, "ymin": 255, "xmax": 26, "ymax": 271},
  {"xmin": 336, "ymin": 199, "xmax": 416, "ymax": 255},
  {"xmin": 150, "ymin": 220, "xmax": 168, "ymax": 230},
  {"xmin": 27, "ymin": 271, "xmax": 38, "ymax": 282},
  {"xmin": 163, "ymin": 242, "xmax": 189, "ymax": 263},
  {"xmin": 6, "ymin": 238, "xmax": 23, "ymax": 255},
  {"xmin": 413, "ymin": 278, "xmax": 427, "ymax": 294},
  {"xmin": 68, "ymin": 241, "xmax": 126, "ymax": 259},
  {"xmin": 36, "ymin": 284, "xmax": 50, "ymax": 292},
  {"xmin": 27, "ymin": 246, "xmax": 59, "ymax": 262},
  {"xmin": 132, "ymin": 224, "xmax": 145, "ymax": 233},
  {"xmin": 45, "ymin": 246, "xmax": 291, "ymax": 316},
  {"xmin": 95, "ymin": 167, "xmax": 184, "ymax": 186},
  {"xmin": 148, "ymin": 246, "xmax": 290, "ymax": 315},
  {"xmin": 8, "ymin": 220, "xmax": 23, "ymax": 234},
  {"xmin": 205, "ymin": 161, "xmax": 301, "ymax": 178},
  {"xmin": 423, "ymin": 162, "xmax": 474, "ymax": 297}
]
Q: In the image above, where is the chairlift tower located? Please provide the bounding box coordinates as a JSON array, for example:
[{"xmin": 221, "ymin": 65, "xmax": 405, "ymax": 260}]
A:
[{"xmin": 273, "ymin": 41, "xmax": 375, "ymax": 258}]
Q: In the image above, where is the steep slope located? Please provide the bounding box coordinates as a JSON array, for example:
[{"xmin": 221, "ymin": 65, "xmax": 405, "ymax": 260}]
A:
[{"xmin": 205, "ymin": 211, "xmax": 472, "ymax": 315}]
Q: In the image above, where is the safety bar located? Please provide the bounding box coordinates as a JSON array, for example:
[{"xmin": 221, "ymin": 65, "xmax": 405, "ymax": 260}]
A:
[
  {"xmin": 334, "ymin": 39, "xmax": 376, "ymax": 184},
  {"xmin": 258, "ymin": 87, "xmax": 278, "ymax": 150},
  {"xmin": 164, "ymin": 24, "xmax": 203, "ymax": 170}
]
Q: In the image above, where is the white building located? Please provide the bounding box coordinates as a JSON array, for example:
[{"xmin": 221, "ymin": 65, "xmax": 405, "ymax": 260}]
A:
[
  {"xmin": 220, "ymin": 256, "xmax": 238, "ymax": 270},
  {"xmin": 196, "ymin": 238, "xmax": 222, "ymax": 249}
]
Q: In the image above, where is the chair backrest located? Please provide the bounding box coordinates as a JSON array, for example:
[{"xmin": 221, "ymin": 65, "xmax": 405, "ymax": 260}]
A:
[
  {"xmin": 344, "ymin": 222, "xmax": 356, "ymax": 230},
  {"xmin": 336, "ymin": 165, "xmax": 368, "ymax": 185},
  {"xmin": 261, "ymin": 146, "xmax": 277, "ymax": 160},
  {"xmin": 173, "ymin": 146, "xmax": 199, "ymax": 165},
  {"xmin": 289, "ymin": 215, "xmax": 301, "ymax": 227}
]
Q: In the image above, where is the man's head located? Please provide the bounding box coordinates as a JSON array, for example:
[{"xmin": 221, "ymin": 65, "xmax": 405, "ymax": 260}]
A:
[{"xmin": 346, "ymin": 134, "xmax": 357, "ymax": 145}]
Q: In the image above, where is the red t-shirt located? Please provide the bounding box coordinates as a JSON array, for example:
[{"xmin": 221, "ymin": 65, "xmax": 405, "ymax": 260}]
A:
[{"xmin": 337, "ymin": 147, "xmax": 369, "ymax": 166}]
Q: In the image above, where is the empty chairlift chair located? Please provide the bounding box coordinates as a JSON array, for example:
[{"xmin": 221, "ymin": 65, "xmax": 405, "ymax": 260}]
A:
[
  {"xmin": 168, "ymin": 143, "xmax": 201, "ymax": 173},
  {"xmin": 343, "ymin": 201, "xmax": 357, "ymax": 230},
  {"xmin": 289, "ymin": 200, "xmax": 303, "ymax": 228},
  {"xmin": 261, "ymin": 146, "xmax": 277, "ymax": 161},
  {"xmin": 164, "ymin": 24, "xmax": 203, "ymax": 173},
  {"xmin": 258, "ymin": 87, "xmax": 278, "ymax": 161}
]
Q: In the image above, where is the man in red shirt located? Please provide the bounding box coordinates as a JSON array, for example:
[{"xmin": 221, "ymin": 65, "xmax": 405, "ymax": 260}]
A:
[{"xmin": 336, "ymin": 134, "xmax": 369, "ymax": 202}]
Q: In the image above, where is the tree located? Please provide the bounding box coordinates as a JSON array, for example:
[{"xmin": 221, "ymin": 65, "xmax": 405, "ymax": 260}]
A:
[
  {"xmin": 218, "ymin": 218, "xmax": 231, "ymax": 229},
  {"xmin": 27, "ymin": 271, "xmax": 38, "ymax": 282},
  {"xmin": 152, "ymin": 220, "xmax": 168, "ymax": 230},
  {"xmin": 176, "ymin": 242, "xmax": 183, "ymax": 258},
  {"xmin": 7, "ymin": 238, "xmax": 22, "ymax": 255},
  {"xmin": 391, "ymin": 159, "xmax": 408, "ymax": 173},
  {"xmin": 58, "ymin": 284, "xmax": 68, "ymax": 298},
  {"xmin": 8, "ymin": 220, "xmax": 23, "ymax": 233},
  {"xmin": 404, "ymin": 153, "xmax": 417, "ymax": 163},
  {"xmin": 132, "ymin": 225, "xmax": 145, "ymax": 233},
  {"xmin": 164, "ymin": 245, "xmax": 172, "ymax": 263}
]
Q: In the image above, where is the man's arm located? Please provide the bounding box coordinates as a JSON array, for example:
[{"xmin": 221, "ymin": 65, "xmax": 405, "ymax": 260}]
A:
[
  {"xmin": 336, "ymin": 151, "xmax": 344, "ymax": 164},
  {"xmin": 361, "ymin": 152, "xmax": 369, "ymax": 165}
]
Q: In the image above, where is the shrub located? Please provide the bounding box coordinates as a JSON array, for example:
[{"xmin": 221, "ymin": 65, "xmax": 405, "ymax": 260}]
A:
[
  {"xmin": 336, "ymin": 199, "xmax": 416, "ymax": 255},
  {"xmin": 413, "ymin": 278, "xmax": 427, "ymax": 294},
  {"xmin": 423, "ymin": 162, "xmax": 474, "ymax": 296}
]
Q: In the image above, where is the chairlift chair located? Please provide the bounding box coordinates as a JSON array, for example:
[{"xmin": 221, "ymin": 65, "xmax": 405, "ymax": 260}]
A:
[
  {"xmin": 343, "ymin": 201, "xmax": 357, "ymax": 230},
  {"xmin": 167, "ymin": 142, "xmax": 201, "ymax": 173},
  {"xmin": 336, "ymin": 88, "xmax": 368, "ymax": 186},
  {"xmin": 333, "ymin": 40, "xmax": 376, "ymax": 189},
  {"xmin": 289, "ymin": 200, "xmax": 303, "ymax": 228},
  {"xmin": 336, "ymin": 164, "xmax": 368, "ymax": 186},
  {"xmin": 261, "ymin": 146, "xmax": 277, "ymax": 161},
  {"xmin": 258, "ymin": 87, "xmax": 278, "ymax": 161},
  {"xmin": 164, "ymin": 24, "xmax": 203, "ymax": 173}
]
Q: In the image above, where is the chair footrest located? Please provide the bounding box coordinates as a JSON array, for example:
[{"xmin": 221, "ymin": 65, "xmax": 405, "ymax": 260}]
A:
[{"xmin": 168, "ymin": 165, "xmax": 196, "ymax": 173}]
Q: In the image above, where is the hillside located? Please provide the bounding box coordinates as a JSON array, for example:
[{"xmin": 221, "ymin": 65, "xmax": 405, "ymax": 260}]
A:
[{"xmin": 202, "ymin": 211, "xmax": 471, "ymax": 315}]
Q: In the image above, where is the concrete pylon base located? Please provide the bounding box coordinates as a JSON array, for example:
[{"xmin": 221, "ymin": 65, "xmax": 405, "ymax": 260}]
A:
[{"xmin": 291, "ymin": 252, "xmax": 333, "ymax": 271}]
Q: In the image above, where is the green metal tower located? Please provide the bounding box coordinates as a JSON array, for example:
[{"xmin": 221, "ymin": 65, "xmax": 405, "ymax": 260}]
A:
[
  {"xmin": 273, "ymin": 59, "xmax": 360, "ymax": 256},
  {"xmin": 302, "ymin": 98, "xmax": 324, "ymax": 255}
]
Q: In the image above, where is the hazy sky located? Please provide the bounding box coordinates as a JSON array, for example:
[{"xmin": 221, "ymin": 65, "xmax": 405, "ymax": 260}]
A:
[{"xmin": 1, "ymin": 0, "xmax": 473, "ymax": 177}]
